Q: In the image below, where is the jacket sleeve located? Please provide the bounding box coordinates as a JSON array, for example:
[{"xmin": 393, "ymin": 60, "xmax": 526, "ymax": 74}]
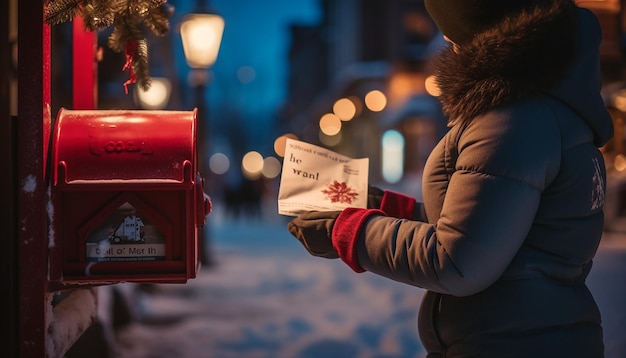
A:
[{"xmin": 332, "ymin": 105, "xmax": 562, "ymax": 297}]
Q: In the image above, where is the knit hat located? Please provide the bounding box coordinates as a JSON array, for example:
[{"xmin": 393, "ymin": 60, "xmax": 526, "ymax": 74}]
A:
[{"xmin": 424, "ymin": 0, "xmax": 548, "ymax": 44}]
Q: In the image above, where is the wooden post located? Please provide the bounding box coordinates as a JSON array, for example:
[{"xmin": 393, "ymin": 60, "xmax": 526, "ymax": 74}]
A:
[
  {"xmin": 17, "ymin": 0, "xmax": 50, "ymax": 355},
  {"xmin": 17, "ymin": 3, "xmax": 99, "ymax": 357}
]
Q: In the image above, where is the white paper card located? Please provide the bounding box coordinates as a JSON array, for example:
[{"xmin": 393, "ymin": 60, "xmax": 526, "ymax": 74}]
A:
[{"xmin": 278, "ymin": 139, "xmax": 369, "ymax": 216}]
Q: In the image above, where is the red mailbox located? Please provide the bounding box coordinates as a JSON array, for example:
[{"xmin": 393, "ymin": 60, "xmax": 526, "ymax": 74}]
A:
[{"xmin": 49, "ymin": 109, "xmax": 211, "ymax": 286}]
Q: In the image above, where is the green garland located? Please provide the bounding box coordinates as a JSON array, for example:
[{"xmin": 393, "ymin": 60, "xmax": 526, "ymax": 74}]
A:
[{"xmin": 44, "ymin": 0, "xmax": 174, "ymax": 93}]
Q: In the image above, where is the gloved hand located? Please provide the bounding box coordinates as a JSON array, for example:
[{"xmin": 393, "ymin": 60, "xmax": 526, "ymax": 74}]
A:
[
  {"xmin": 287, "ymin": 211, "xmax": 342, "ymax": 259},
  {"xmin": 367, "ymin": 185, "xmax": 385, "ymax": 209}
]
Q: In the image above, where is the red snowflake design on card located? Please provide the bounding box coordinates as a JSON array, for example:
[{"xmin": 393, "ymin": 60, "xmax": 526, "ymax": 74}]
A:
[{"xmin": 321, "ymin": 180, "xmax": 359, "ymax": 204}]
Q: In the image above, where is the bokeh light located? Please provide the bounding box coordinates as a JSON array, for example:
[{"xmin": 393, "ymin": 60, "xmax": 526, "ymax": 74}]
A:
[
  {"xmin": 262, "ymin": 156, "xmax": 282, "ymax": 179},
  {"xmin": 333, "ymin": 98, "xmax": 356, "ymax": 121},
  {"xmin": 364, "ymin": 90, "xmax": 387, "ymax": 112},
  {"xmin": 136, "ymin": 77, "xmax": 171, "ymax": 109},
  {"xmin": 382, "ymin": 130, "xmax": 405, "ymax": 183},
  {"xmin": 425, "ymin": 75, "xmax": 441, "ymax": 97},
  {"xmin": 319, "ymin": 113, "xmax": 342, "ymax": 136},
  {"xmin": 274, "ymin": 133, "xmax": 298, "ymax": 157},
  {"xmin": 615, "ymin": 154, "xmax": 626, "ymax": 172},
  {"xmin": 241, "ymin": 151, "xmax": 264, "ymax": 179},
  {"xmin": 209, "ymin": 152, "xmax": 230, "ymax": 175},
  {"xmin": 237, "ymin": 66, "xmax": 256, "ymax": 84}
]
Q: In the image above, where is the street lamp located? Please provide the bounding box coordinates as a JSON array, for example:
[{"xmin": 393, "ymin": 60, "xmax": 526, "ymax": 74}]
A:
[
  {"xmin": 180, "ymin": 5, "xmax": 224, "ymax": 266},
  {"xmin": 180, "ymin": 13, "xmax": 224, "ymax": 69}
]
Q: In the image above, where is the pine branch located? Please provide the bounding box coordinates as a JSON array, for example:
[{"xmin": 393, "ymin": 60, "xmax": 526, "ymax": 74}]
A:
[
  {"xmin": 126, "ymin": 0, "xmax": 150, "ymax": 18},
  {"xmin": 45, "ymin": 0, "xmax": 174, "ymax": 93},
  {"xmin": 107, "ymin": 13, "xmax": 144, "ymax": 53},
  {"xmin": 133, "ymin": 39, "xmax": 151, "ymax": 91},
  {"xmin": 145, "ymin": 4, "xmax": 173, "ymax": 36},
  {"xmin": 110, "ymin": 15, "xmax": 153, "ymax": 91},
  {"xmin": 107, "ymin": 27, "xmax": 126, "ymax": 53},
  {"xmin": 81, "ymin": 0, "xmax": 117, "ymax": 30},
  {"xmin": 44, "ymin": 0, "xmax": 83, "ymax": 25},
  {"xmin": 147, "ymin": 0, "xmax": 167, "ymax": 8}
]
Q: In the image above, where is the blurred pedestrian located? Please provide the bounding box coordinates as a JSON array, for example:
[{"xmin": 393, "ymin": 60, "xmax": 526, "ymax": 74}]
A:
[{"xmin": 287, "ymin": 0, "xmax": 613, "ymax": 357}]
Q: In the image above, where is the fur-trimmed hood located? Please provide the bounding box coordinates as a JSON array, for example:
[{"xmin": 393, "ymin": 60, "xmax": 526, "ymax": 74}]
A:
[{"xmin": 432, "ymin": 0, "xmax": 613, "ymax": 145}]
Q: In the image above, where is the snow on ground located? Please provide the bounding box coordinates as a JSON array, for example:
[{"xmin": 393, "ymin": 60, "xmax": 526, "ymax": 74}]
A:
[
  {"xmin": 112, "ymin": 210, "xmax": 427, "ymax": 358},
  {"xmin": 110, "ymin": 205, "xmax": 626, "ymax": 358}
]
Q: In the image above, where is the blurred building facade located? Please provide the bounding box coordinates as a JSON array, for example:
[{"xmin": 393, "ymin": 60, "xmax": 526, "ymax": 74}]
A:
[
  {"xmin": 281, "ymin": 0, "xmax": 626, "ymax": 199},
  {"xmin": 280, "ymin": 0, "xmax": 449, "ymax": 194}
]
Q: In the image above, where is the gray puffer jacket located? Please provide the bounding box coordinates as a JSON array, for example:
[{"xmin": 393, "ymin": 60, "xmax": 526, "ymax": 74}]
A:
[{"xmin": 330, "ymin": 2, "xmax": 614, "ymax": 357}]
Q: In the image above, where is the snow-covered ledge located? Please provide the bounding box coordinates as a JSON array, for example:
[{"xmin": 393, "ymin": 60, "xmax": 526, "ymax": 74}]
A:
[{"xmin": 45, "ymin": 288, "xmax": 97, "ymax": 358}]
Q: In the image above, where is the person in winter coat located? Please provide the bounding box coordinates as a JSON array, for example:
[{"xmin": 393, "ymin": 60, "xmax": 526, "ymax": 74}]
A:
[{"xmin": 287, "ymin": 0, "xmax": 614, "ymax": 357}]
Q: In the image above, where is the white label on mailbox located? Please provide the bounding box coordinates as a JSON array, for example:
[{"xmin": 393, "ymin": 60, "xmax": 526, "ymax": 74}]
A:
[{"xmin": 86, "ymin": 202, "xmax": 166, "ymax": 262}]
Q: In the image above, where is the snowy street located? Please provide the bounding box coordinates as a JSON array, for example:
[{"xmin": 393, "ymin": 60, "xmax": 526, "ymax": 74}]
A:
[
  {"xmin": 111, "ymin": 208, "xmax": 426, "ymax": 358},
  {"xmin": 101, "ymin": 205, "xmax": 626, "ymax": 358}
]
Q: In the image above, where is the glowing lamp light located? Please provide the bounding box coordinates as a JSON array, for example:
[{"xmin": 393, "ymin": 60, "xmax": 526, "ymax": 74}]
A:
[
  {"xmin": 365, "ymin": 90, "xmax": 387, "ymax": 112},
  {"xmin": 382, "ymin": 130, "xmax": 405, "ymax": 183},
  {"xmin": 136, "ymin": 77, "xmax": 172, "ymax": 109},
  {"xmin": 180, "ymin": 13, "xmax": 225, "ymax": 69},
  {"xmin": 319, "ymin": 113, "xmax": 342, "ymax": 136},
  {"xmin": 242, "ymin": 151, "xmax": 264, "ymax": 179},
  {"xmin": 615, "ymin": 154, "xmax": 626, "ymax": 172},
  {"xmin": 209, "ymin": 152, "xmax": 230, "ymax": 175},
  {"xmin": 425, "ymin": 75, "xmax": 441, "ymax": 97},
  {"xmin": 273, "ymin": 134, "xmax": 298, "ymax": 157},
  {"xmin": 262, "ymin": 157, "xmax": 282, "ymax": 179},
  {"xmin": 333, "ymin": 98, "xmax": 356, "ymax": 121}
]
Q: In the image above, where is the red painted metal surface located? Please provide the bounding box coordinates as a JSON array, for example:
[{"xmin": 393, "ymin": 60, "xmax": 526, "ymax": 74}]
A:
[
  {"xmin": 72, "ymin": 17, "xmax": 97, "ymax": 110},
  {"xmin": 49, "ymin": 109, "xmax": 209, "ymax": 286},
  {"xmin": 53, "ymin": 110, "xmax": 196, "ymax": 183}
]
